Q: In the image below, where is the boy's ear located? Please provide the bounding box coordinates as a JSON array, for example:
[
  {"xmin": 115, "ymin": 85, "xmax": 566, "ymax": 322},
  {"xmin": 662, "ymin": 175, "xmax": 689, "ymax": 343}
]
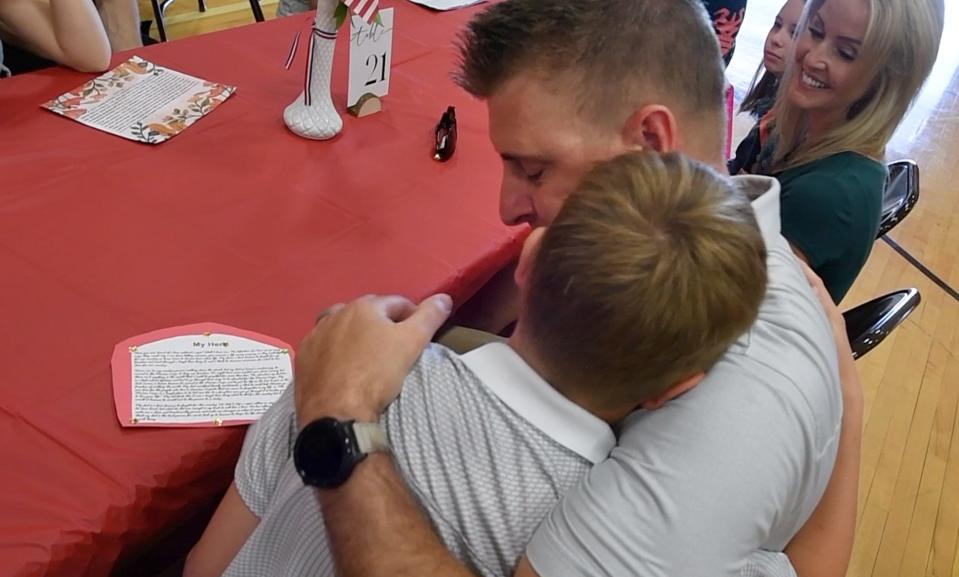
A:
[
  {"xmin": 621, "ymin": 104, "xmax": 680, "ymax": 153},
  {"xmin": 640, "ymin": 371, "xmax": 705, "ymax": 411},
  {"xmin": 514, "ymin": 227, "xmax": 547, "ymax": 290}
]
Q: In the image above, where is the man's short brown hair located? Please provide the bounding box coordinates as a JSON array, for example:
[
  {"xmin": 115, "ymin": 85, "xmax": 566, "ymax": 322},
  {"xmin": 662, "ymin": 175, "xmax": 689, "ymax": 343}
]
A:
[
  {"xmin": 455, "ymin": 0, "xmax": 726, "ymax": 128},
  {"xmin": 525, "ymin": 152, "xmax": 767, "ymax": 411}
]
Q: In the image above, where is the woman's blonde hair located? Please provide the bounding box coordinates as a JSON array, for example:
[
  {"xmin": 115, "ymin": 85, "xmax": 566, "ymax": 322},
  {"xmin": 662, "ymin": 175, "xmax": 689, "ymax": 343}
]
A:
[{"xmin": 771, "ymin": 0, "xmax": 944, "ymax": 171}]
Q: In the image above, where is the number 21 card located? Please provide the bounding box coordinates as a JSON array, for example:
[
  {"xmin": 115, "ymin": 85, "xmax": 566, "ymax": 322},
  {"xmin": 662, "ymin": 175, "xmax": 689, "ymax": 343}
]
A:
[{"xmin": 348, "ymin": 8, "xmax": 394, "ymax": 108}]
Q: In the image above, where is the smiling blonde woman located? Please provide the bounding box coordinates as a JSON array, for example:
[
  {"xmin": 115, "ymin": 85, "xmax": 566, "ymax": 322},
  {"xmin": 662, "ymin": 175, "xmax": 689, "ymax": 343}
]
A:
[{"xmin": 762, "ymin": 0, "xmax": 944, "ymax": 302}]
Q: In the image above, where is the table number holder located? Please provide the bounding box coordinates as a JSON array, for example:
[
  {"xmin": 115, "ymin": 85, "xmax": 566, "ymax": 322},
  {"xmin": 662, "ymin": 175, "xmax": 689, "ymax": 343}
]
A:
[{"xmin": 284, "ymin": 0, "xmax": 381, "ymax": 139}]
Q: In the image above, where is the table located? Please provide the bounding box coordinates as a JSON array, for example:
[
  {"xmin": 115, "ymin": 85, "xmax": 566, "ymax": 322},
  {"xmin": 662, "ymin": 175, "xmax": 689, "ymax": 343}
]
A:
[{"xmin": 0, "ymin": 4, "xmax": 522, "ymax": 575}]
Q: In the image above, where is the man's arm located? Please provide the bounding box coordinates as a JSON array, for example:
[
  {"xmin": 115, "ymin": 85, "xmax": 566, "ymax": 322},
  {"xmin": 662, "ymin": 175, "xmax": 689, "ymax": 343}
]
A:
[
  {"xmin": 784, "ymin": 377, "xmax": 861, "ymax": 577},
  {"xmin": 739, "ymin": 261, "xmax": 865, "ymax": 577},
  {"xmin": 783, "ymin": 262, "xmax": 864, "ymax": 577},
  {"xmin": 319, "ymin": 454, "xmax": 485, "ymax": 577}
]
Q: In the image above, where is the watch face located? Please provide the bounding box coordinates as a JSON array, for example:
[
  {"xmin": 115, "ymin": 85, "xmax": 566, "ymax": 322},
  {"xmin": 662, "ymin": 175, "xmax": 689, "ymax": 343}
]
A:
[{"xmin": 294, "ymin": 418, "xmax": 357, "ymax": 488}]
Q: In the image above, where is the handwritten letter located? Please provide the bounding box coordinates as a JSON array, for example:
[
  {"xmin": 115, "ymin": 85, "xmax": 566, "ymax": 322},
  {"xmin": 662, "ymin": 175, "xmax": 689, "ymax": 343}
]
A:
[{"xmin": 112, "ymin": 324, "xmax": 293, "ymax": 427}]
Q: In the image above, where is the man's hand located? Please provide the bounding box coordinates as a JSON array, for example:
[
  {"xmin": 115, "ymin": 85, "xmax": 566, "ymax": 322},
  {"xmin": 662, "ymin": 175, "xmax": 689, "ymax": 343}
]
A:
[{"xmin": 294, "ymin": 294, "xmax": 452, "ymax": 426}]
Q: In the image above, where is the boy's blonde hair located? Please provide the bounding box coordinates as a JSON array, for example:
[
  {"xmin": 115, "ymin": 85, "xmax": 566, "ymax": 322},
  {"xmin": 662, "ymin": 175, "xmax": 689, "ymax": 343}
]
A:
[
  {"xmin": 525, "ymin": 152, "xmax": 768, "ymax": 412},
  {"xmin": 772, "ymin": 0, "xmax": 944, "ymax": 170}
]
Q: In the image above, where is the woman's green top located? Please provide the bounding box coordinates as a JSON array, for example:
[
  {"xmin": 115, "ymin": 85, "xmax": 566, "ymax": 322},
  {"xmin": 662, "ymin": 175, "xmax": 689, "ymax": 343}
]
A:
[{"xmin": 777, "ymin": 152, "xmax": 887, "ymax": 302}]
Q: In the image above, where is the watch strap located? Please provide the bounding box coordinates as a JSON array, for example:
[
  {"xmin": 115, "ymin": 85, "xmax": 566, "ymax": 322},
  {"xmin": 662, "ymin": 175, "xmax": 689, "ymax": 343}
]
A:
[{"xmin": 352, "ymin": 422, "xmax": 389, "ymax": 455}]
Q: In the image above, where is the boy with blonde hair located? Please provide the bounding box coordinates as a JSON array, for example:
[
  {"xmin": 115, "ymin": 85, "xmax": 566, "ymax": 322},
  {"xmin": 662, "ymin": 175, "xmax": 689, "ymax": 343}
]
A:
[{"xmin": 187, "ymin": 152, "xmax": 770, "ymax": 577}]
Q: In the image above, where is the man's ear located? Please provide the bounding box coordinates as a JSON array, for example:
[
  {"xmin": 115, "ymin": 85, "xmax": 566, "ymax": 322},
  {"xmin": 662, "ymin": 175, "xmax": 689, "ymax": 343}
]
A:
[
  {"xmin": 640, "ymin": 371, "xmax": 704, "ymax": 411},
  {"xmin": 514, "ymin": 227, "xmax": 547, "ymax": 291},
  {"xmin": 621, "ymin": 104, "xmax": 680, "ymax": 153}
]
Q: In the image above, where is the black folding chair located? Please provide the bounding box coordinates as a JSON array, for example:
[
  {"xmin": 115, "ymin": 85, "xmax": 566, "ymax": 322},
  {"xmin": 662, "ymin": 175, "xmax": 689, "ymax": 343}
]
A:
[
  {"xmin": 839, "ymin": 160, "xmax": 921, "ymax": 358},
  {"xmin": 878, "ymin": 159, "xmax": 920, "ymax": 237},
  {"xmin": 148, "ymin": 0, "xmax": 265, "ymax": 42},
  {"xmin": 843, "ymin": 288, "xmax": 921, "ymax": 359}
]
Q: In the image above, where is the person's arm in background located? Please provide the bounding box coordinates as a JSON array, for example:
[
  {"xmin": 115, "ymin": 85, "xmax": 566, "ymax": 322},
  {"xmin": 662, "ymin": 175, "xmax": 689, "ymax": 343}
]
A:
[
  {"xmin": 94, "ymin": 0, "xmax": 141, "ymax": 51},
  {"xmin": 0, "ymin": 0, "xmax": 110, "ymax": 71}
]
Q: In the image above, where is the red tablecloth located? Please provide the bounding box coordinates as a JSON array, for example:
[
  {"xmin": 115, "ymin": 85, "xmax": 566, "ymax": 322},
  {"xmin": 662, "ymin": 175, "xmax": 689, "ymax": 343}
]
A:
[{"xmin": 0, "ymin": 4, "xmax": 522, "ymax": 575}]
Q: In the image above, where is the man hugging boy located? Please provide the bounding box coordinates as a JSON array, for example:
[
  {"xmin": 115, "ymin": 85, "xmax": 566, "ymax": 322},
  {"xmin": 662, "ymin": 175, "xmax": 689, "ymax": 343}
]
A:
[{"xmin": 186, "ymin": 151, "xmax": 776, "ymax": 577}]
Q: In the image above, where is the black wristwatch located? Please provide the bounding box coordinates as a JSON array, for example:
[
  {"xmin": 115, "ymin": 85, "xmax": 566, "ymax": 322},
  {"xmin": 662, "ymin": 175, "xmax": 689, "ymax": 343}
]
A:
[{"xmin": 293, "ymin": 417, "xmax": 390, "ymax": 489}]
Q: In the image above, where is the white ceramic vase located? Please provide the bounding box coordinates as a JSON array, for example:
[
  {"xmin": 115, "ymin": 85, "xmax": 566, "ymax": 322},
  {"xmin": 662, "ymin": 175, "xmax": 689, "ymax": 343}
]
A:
[{"xmin": 283, "ymin": 1, "xmax": 343, "ymax": 140}]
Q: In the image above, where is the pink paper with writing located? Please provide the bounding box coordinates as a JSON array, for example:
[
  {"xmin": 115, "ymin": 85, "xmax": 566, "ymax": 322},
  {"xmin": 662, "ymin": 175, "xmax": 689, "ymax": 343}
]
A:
[{"xmin": 111, "ymin": 322, "xmax": 294, "ymax": 428}]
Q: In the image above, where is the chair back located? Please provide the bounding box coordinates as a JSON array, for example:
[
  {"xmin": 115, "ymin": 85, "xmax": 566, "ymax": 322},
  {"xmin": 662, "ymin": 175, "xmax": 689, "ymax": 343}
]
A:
[
  {"xmin": 878, "ymin": 160, "xmax": 920, "ymax": 238},
  {"xmin": 844, "ymin": 288, "xmax": 921, "ymax": 359}
]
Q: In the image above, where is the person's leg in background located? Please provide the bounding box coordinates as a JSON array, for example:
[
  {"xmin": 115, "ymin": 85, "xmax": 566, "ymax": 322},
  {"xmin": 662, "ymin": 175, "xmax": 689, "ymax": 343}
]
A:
[
  {"xmin": 96, "ymin": 0, "xmax": 142, "ymax": 51},
  {"xmin": 276, "ymin": 0, "xmax": 313, "ymax": 18}
]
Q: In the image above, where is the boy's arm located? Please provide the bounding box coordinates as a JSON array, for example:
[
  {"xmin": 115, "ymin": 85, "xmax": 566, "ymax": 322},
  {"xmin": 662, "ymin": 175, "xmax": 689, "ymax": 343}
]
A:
[
  {"xmin": 184, "ymin": 483, "xmax": 259, "ymax": 577},
  {"xmin": 186, "ymin": 380, "xmax": 301, "ymax": 576},
  {"xmin": 0, "ymin": 0, "xmax": 110, "ymax": 71}
]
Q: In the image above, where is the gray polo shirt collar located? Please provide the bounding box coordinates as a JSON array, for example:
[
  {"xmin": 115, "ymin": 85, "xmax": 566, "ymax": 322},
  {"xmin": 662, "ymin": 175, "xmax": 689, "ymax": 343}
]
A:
[
  {"xmin": 735, "ymin": 174, "xmax": 781, "ymax": 244},
  {"xmin": 461, "ymin": 342, "xmax": 615, "ymax": 464}
]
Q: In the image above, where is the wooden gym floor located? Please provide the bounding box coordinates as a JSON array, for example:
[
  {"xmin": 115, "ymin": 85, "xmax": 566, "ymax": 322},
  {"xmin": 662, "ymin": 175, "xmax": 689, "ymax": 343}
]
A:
[{"xmin": 141, "ymin": 1, "xmax": 959, "ymax": 575}]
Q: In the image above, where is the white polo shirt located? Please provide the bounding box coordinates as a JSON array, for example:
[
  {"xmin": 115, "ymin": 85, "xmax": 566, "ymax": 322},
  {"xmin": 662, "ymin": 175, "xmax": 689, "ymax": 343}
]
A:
[{"xmin": 527, "ymin": 175, "xmax": 842, "ymax": 577}]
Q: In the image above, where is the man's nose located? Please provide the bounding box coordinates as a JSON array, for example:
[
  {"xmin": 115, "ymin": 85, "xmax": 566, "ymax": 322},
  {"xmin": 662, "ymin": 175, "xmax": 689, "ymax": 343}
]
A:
[{"xmin": 499, "ymin": 181, "xmax": 536, "ymax": 226}]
